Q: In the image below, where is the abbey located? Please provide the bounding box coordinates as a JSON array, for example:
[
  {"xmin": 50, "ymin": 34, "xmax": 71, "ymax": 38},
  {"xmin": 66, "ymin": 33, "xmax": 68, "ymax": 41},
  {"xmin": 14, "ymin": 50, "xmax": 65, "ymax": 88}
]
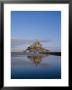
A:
[{"xmin": 24, "ymin": 41, "xmax": 49, "ymax": 54}]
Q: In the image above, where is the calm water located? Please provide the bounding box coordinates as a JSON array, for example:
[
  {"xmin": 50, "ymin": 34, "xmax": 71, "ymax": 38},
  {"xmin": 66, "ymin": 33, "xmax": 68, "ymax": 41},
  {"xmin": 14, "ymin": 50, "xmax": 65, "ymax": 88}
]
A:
[{"xmin": 11, "ymin": 54, "xmax": 61, "ymax": 79}]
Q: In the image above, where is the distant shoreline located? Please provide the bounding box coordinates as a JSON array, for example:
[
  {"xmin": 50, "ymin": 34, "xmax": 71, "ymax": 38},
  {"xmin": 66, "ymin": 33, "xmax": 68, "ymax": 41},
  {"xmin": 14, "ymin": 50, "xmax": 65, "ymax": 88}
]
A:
[
  {"xmin": 40, "ymin": 52, "xmax": 61, "ymax": 56},
  {"xmin": 11, "ymin": 51, "xmax": 61, "ymax": 56}
]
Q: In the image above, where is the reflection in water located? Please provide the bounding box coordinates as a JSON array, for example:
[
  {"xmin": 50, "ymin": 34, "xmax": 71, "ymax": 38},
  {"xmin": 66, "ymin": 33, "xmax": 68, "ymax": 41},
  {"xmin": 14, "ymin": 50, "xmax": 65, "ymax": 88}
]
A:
[
  {"xmin": 11, "ymin": 54, "xmax": 61, "ymax": 79},
  {"xmin": 27, "ymin": 55, "xmax": 48, "ymax": 65}
]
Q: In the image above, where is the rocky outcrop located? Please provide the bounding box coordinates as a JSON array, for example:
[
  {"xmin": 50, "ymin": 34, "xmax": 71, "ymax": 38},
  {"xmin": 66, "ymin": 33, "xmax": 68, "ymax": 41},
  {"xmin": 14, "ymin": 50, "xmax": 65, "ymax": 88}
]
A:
[{"xmin": 24, "ymin": 41, "xmax": 49, "ymax": 54}]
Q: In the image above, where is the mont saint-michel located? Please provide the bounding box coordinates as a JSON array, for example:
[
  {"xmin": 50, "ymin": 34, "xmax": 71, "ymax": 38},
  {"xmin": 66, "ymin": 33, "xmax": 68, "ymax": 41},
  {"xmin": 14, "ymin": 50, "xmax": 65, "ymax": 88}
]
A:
[{"xmin": 12, "ymin": 41, "xmax": 61, "ymax": 56}]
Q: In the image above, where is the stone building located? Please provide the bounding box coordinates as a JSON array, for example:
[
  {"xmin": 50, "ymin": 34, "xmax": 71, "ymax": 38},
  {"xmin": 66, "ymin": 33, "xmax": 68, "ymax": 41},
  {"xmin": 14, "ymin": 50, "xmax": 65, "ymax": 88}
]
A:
[{"xmin": 25, "ymin": 41, "xmax": 49, "ymax": 53}]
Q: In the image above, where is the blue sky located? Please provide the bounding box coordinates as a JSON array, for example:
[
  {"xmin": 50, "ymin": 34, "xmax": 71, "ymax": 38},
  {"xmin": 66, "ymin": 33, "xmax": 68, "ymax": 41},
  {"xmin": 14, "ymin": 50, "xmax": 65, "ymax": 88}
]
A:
[{"xmin": 11, "ymin": 11, "xmax": 61, "ymax": 52}]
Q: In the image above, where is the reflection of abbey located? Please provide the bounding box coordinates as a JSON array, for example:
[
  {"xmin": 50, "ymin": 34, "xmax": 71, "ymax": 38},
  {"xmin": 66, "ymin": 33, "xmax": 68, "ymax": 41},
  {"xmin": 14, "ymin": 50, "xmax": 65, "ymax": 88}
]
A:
[{"xmin": 25, "ymin": 41, "xmax": 49, "ymax": 53}]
